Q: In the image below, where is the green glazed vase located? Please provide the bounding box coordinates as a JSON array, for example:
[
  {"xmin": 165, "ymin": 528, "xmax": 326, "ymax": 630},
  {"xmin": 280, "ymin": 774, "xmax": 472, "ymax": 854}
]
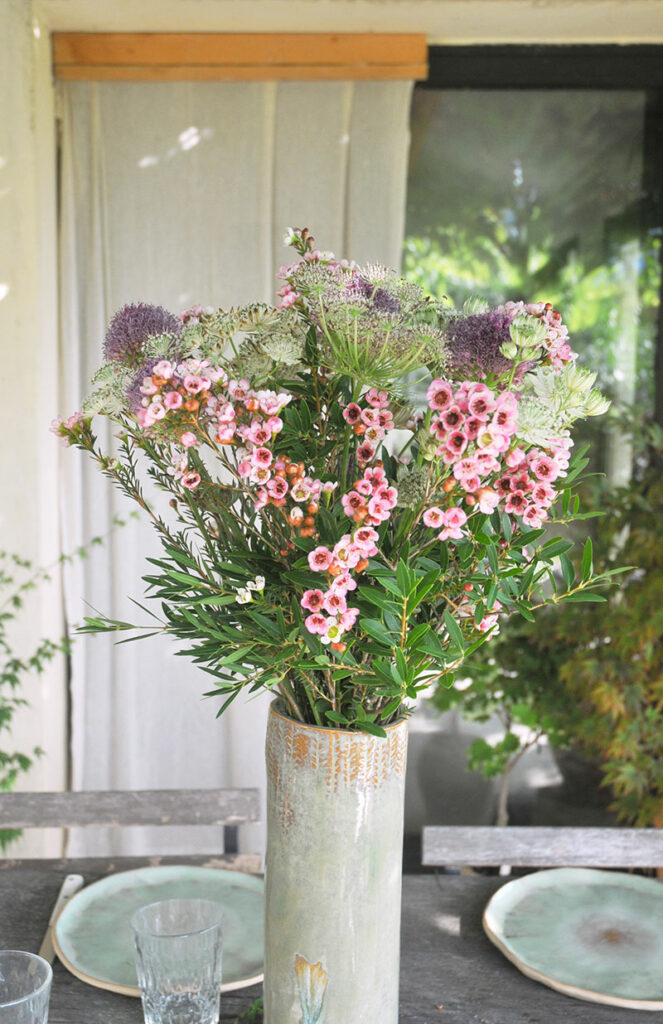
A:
[{"xmin": 264, "ymin": 701, "xmax": 408, "ymax": 1024}]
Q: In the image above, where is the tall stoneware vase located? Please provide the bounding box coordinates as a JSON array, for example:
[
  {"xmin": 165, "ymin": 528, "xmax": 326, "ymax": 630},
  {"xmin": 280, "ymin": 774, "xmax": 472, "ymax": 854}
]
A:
[{"xmin": 264, "ymin": 701, "xmax": 408, "ymax": 1024}]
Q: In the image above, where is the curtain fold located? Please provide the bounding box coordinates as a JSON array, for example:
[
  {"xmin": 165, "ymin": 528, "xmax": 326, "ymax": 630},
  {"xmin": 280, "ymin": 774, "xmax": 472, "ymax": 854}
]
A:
[{"xmin": 59, "ymin": 79, "xmax": 413, "ymax": 857}]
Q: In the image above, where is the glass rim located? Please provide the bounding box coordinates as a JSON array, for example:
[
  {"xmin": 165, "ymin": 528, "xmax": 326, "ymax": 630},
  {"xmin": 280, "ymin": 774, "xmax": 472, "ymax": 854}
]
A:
[
  {"xmin": 0, "ymin": 950, "xmax": 52, "ymax": 1008},
  {"xmin": 130, "ymin": 898, "xmax": 225, "ymax": 939}
]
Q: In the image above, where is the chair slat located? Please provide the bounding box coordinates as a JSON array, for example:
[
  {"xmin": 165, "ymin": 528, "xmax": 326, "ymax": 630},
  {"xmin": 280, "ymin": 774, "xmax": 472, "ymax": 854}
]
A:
[
  {"xmin": 422, "ymin": 826, "xmax": 663, "ymax": 868},
  {"xmin": 0, "ymin": 789, "xmax": 260, "ymax": 829}
]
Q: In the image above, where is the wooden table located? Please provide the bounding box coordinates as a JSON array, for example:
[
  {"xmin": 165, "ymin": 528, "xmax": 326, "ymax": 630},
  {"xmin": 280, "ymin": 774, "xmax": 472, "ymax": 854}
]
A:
[{"xmin": 1, "ymin": 856, "xmax": 661, "ymax": 1023}]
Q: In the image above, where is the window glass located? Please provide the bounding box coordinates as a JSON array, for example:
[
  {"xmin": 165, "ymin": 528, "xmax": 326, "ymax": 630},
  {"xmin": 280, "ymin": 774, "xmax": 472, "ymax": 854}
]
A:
[{"xmin": 404, "ymin": 89, "xmax": 660, "ymax": 480}]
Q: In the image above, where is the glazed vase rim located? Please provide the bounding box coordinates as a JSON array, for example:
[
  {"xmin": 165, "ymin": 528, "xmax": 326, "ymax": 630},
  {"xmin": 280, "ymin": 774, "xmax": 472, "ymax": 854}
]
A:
[{"xmin": 268, "ymin": 698, "xmax": 408, "ymax": 734}]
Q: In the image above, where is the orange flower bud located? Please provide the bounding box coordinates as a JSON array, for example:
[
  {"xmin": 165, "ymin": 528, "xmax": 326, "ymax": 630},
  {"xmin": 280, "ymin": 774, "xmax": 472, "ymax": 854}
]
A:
[
  {"xmin": 331, "ymin": 642, "xmax": 347, "ymax": 653},
  {"xmin": 356, "ymin": 558, "xmax": 369, "ymax": 573},
  {"xmin": 183, "ymin": 398, "xmax": 199, "ymax": 412},
  {"xmin": 442, "ymin": 478, "xmax": 456, "ymax": 493}
]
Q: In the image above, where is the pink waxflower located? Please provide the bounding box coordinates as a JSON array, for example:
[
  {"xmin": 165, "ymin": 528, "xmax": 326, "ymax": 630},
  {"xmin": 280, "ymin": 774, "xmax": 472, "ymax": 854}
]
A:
[
  {"xmin": 339, "ymin": 607, "xmax": 360, "ymax": 629},
  {"xmin": 342, "ymin": 491, "xmax": 366, "ymax": 515},
  {"xmin": 217, "ymin": 424, "xmax": 236, "ymax": 443},
  {"xmin": 445, "ymin": 431, "xmax": 469, "ymax": 456},
  {"xmin": 183, "ymin": 374, "xmax": 209, "ymax": 393},
  {"xmin": 153, "ymin": 360, "xmax": 174, "ymax": 380},
  {"xmin": 323, "ymin": 591, "xmax": 348, "ymax": 615},
  {"xmin": 251, "ymin": 447, "xmax": 273, "ymax": 468},
  {"xmin": 342, "ymin": 403, "xmax": 362, "ymax": 425},
  {"xmin": 476, "ymin": 488, "xmax": 499, "ymax": 514},
  {"xmin": 467, "ymin": 385, "xmax": 497, "ymax": 420},
  {"xmin": 308, "ymin": 546, "xmax": 334, "ymax": 572},
  {"xmin": 163, "ymin": 391, "xmax": 183, "ymax": 410},
  {"xmin": 366, "ymin": 388, "xmax": 389, "ymax": 408},
  {"xmin": 331, "ymin": 572, "xmax": 357, "ymax": 594},
  {"xmin": 180, "ymin": 432, "xmax": 198, "ymax": 448},
  {"xmin": 505, "ymin": 491, "xmax": 528, "ymax": 515},
  {"xmin": 181, "ymin": 472, "xmax": 201, "ymax": 490},
  {"xmin": 423, "ymin": 507, "xmax": 445, "ymax": 529},
  {"xmin": 333, "ymin": 538, "xmax": 362, "ymax": 569},
  {"xmin": 529, "ymin": 454, "xmax": 559, "ymax": 482},
  {"xmin": 426, "ymin": 379, "xmax": 453, "ymax": 411},
  {"xmin": 505, "ymin": 447, "xmax": 526, "ymax": 468},
  {"xmin": 353, "ymin": 526, "xmax": 379, "ymax": 550},
  {"xmin": 443, "ymin": 507, "xmax": 467, "ymax": 529},
  {"xmin": 301, "ymin": 589, "xmax": 325, "ymax": 612},
  {"xmin": 356, "ymin": 442, "xmax": 376, "ymax": 463},
  {"xmin": 266, "ymin": 476, "xmax": 288, "ymax": 499},
  {"xmin": 441, "ymin": 406, "xmax": 465, "ymax": 431},
  {"xmin": 305, "ymin": 613, "xmax": 329, "ymax": 635}
]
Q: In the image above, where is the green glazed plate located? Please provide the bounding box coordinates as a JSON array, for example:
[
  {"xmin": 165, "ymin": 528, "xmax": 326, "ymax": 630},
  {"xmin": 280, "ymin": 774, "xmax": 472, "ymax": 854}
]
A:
[
  {"xmin": 53, "ymin": 865, "xmax": 264, "ymax": 996},
  {"xmin": 484, "ymin": 867, "xmax": 663, "ymax": 1010}
]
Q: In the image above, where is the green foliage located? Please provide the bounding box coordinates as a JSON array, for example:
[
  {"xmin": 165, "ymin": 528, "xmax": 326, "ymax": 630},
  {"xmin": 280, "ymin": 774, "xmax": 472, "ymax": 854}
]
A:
[
  {"xmin": 233, "ymin": 999, "xmax": 263, "ymax": 1023},
  {"xmin": 0, "ymin": 522, "xmax": 130, "ymax": 850}
]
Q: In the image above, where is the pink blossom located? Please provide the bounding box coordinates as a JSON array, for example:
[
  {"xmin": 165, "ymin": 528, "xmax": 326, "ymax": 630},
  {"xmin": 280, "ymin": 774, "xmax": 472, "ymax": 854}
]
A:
[
  {"xmin": 331, "ymin": 572, "xmax": 357, "ymax": 594},
  {"xmin": 505, "ymin": 491, "xmax": 528, "ymax": 515},
  {"xmin": 343, "ymin": 403, "xmax": 362, "ymax": 424},
  {"xmin": 258, "ymin": 390, "xmax": 291, "ymax": 416},
  {"xmin": 356, "ymin": 442, "xmax": 376, "ymax": 463},
  {"xmin": 180, "ymin": 432, "xmax": 198, "ymax": 448},
  {"xmin": 363, "ymin": 466, "xmax": 386, "ymax": 488},
  {"xmin": 153, "ymin": 360, "xmax": 173, "ymax": 380},
  {"xmin": 361, "ymin": 407, "xmax": 380, "ymax": 426},
  {"xmin": 339, "ymin": 607, "xmax": 360, "ymax": 629},
  {"xmin": 140, "ymin": 377, "xmax": 159, "ymax": 396},
  {"xmin": 266, "ymin": 476, "xmax": 288, "ymax": 499},
  {"xmin": 445, "ymin": 431, "xmax": 469, "ymax": 456},
  {"xmin": 301, "ymin": 589, "xmax": 325, "ymax": 612},
  {"xmin": 426, "ymin": 380, "xmax": 453, "ymax": 411},
  {"xmin": 251, "ymin": 447, "xmax": 273, "ymax": 468},
  {"xmin": 265, "ymin": 416, "xmax": 283, "ymax": 435},
  {"xmin": 505, "ymin": 447, "xmax": 526, "ymax": 468},
  {"xmin": 441, "ymin": 406, "xmax": 465, "ymax": 431},
  {"xmin": 530, "ymin": 454, "xmax": 559, "ymax": 482},
  {"xmin": 423, "ymin": 507, "xmax": 445, "ymax": 529},
  {"xmin": 248, "ymin": 423, "xmax": 272, "ymax": 446},
  {"xmin": 438, "ymin": 525, "xmax": 464, "ymax": 542},
  {"xmin": 323, "ymin": 591, "xmax": 347, "ymax": 615},
  {"xmin": 183, "ymin": 375, "xmax": 209, "ymax": 394},
  {"xmin": 364, "ymin": 425, "xmax": 385, "ymax": 445},
  {"xmin": 305, "ymin": 613, "xmax": 329, "ymax": 635},
  {"xmin": 333, "ymin": 538, "xmax": 362, "ymax": 569},
  {"xmin": 355, "ymin": 479, "xmax": 372, "ymax": 497},
  {"xmin": 353, "ymin": 526, "xmax": 379, "ymax": 550},
  {"xmin": 237, "ymin": 460, "xmax": 252, "ymax": 478},
  {"xmin": 217, "ymin": 424, "xmax": 235, "ymax": 443},
  {"xmin": 308, "ymin": 546, "xmax": 334, "ymax": 572},
  {"xmin": 342, "ymin": 491, "xmax": 366, "ymax": 516},
  {"xmin": 476, "ymin": 488, "xmax": 499, "ymax": 514},
  {"xmin": 477, "ymin": 613, "xmax": 499, "ymax": 634},
  {"xmin": 217, "ymin": 403, "xmax": 236, "ymax": 423},
  {"xmin": 443, "ymin": 507, "xmax": 468, "ymax": 529},
  {"xmin": 254, "ymin": 487, "xmax": 268, "ymax": 510},
  {"xmin": 181, "ymin": 472, "xmax": 201, "ymax": 490},
  {"xmin": 366, "ymin": 388, "xmax": 389, "ymax": 408},
  {"xmin": 163, "ymin": 391, "xmax": 183, "ymax": 410},
  {"xmin": 467, "ymin": 387, "xmax": 497, "ymax": 420},
  {"xmin": 291, "ymin": 480, "xmax": 313, "ymax": 502}
]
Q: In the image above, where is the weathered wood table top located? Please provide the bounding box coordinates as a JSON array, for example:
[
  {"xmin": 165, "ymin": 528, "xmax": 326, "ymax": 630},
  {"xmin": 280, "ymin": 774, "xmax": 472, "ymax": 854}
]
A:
[{"xmin": 0, "ymin": 856, "xmax": 661, "ymax": 1023}]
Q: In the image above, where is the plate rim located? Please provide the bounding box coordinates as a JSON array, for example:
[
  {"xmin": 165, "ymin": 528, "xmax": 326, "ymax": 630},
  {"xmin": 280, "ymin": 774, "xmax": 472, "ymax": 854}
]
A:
[
  {"xmin": 483, "ymin": 867, "xmax": 663, "ymax": 1012},
  {"xmin": 53, "ymin": 863, "xmax": 264, "ymax": 998}
]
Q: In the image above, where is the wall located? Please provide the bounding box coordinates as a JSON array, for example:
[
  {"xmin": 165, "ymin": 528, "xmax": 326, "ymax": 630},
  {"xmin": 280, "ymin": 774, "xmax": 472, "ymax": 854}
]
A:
[
  {"xmin": 34, "ymin": 0, "xmax": 663, "ymax": 43},
  {"xmin": 0, "ymin": 0, "xmax": 65, "ymax": 855}
]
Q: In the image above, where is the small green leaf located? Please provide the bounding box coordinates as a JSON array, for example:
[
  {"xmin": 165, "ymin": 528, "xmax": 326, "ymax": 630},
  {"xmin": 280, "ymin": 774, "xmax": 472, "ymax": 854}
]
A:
[{"xmin": 443, "ymin": 610, "xmax": 465, "ymax": 653}]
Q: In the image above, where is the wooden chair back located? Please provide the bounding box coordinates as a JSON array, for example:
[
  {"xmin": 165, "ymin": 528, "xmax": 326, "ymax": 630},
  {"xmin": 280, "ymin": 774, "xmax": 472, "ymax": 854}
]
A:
[{"xmin": 422, "ymin": 825, "xmax": 663, "ymax": 868}]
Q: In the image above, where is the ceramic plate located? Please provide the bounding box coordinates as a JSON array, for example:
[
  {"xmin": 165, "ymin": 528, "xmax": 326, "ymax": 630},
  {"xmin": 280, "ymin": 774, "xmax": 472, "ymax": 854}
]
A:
[
  {"xmin": 483, "ymin": 867, "xmax": 663, "ymax": 1010},
  {"xmin": 53, "ymin": 865, "xmax": 263, "ymax": 996}
]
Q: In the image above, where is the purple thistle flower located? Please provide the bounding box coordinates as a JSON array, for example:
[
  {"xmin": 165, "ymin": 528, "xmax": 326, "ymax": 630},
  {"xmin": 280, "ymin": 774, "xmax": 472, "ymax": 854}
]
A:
[
  {"xmin": 344, "ymin": 276, "xmax": 401, "ymax": 315},
  {"xmin": 104, "ymin": 303, "xmax": 182, "ymax": 363},
  {"xmin": 447, "ymin": 310, "xmax": 515, "ymax": 379}
]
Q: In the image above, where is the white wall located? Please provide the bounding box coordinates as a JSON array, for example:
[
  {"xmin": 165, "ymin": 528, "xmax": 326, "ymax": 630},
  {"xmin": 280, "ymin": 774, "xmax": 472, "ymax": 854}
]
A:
[
  {"xmin": 34, "ymin": 0, "xmax": 663, "ymax": 44},
  {"xmin": 0, "ymin": 0, "xmax": 65, "ymax": 855}
]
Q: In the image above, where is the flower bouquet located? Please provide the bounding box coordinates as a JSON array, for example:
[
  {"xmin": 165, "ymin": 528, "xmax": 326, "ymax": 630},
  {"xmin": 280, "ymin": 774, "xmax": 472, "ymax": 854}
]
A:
[{"xmin": 56, "ymin": 228, "xmax": 614, "ymax": 1022}]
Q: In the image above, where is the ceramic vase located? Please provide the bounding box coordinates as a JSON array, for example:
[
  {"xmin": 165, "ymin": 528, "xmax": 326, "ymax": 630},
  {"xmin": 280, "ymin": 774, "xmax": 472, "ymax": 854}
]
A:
[{"xmin": 264, "ymin": 700, "xmax": 408, "ymax": 1024}]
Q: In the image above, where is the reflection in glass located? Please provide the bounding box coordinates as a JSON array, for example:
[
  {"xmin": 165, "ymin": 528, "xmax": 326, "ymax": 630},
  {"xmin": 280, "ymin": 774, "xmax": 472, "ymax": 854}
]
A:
[{"xmin": 404, "ymin": 90, "xmax": 661, "ymax": 481}]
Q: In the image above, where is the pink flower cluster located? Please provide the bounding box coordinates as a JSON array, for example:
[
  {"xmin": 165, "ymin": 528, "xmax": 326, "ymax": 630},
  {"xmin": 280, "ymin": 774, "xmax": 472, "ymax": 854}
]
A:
[
  {"xmin": 342, "ymin": 388, "xmax": 395, "ymax": 467},
  {"xmin": 341, "ymin": 464, "xmax": 398, "ymax": 525},
  {"xmin": 503, "ymin": 301, "xmax": 576, "ymax": 369},
  {"xmin": 421, "ymin": 376, "xmax": 572, "ymax": 539},
  {"xmin": 493, "ymin": 437, "xmax": 572, "ymax": 528},
  {"xmin": 133, "ymin": 357, "xmax": 292, "ymax": 493},
  {"xmin": 301, "ymin": 525, "xmax": 381, "ymax": 644}
]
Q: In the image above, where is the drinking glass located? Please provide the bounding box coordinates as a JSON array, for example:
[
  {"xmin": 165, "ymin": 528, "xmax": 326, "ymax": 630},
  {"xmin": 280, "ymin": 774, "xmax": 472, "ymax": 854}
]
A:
[
  {"xmin": 0, "ymin": 950, "xmax": 52, "ymax": 1024},
  {"xmin": 131, "ymin": 899, "xmax": 224, "ymax": 1024}
]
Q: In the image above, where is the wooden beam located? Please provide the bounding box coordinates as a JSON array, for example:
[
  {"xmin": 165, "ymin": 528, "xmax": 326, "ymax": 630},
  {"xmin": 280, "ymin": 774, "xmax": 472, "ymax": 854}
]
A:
[{"xmin": 52, "ymin": 32, "xmax": 428, "ymax": 82}]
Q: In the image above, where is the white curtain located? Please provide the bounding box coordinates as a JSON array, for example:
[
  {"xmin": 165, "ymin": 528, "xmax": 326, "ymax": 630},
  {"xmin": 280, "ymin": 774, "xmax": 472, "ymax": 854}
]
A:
[{"xmin": 59, "ymin": 79, "xmax": 413, "ymax": 856}]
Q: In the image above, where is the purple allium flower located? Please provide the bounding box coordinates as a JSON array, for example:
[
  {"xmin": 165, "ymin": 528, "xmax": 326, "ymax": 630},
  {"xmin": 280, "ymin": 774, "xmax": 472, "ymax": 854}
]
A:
[
  {"xmin": 344, "ymin": 276, "xmax": 401, "ymax": 315},
  {"xmin": 447, "ymin": 310, "xmax": 515, "ymax": 380},
  {"xmin": 104, "ymin": 303, "xmax": 182, "ymax": 363}
]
